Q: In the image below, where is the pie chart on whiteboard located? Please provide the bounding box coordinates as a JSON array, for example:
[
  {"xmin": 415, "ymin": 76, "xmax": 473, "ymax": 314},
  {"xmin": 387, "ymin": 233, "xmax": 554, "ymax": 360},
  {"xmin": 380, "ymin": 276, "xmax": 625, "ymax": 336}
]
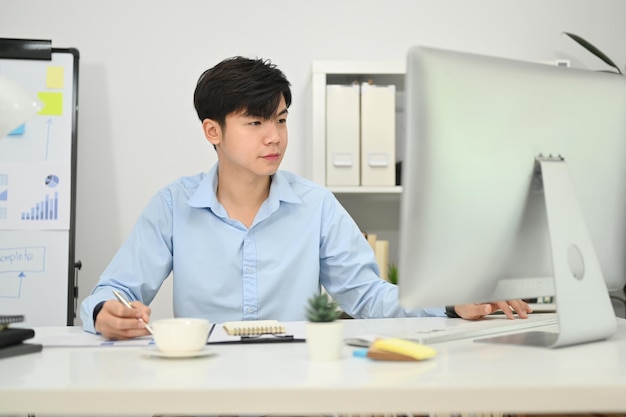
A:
[{"xmin": 45, "ymin": 174, "xmax": 59, "ymax": 188}]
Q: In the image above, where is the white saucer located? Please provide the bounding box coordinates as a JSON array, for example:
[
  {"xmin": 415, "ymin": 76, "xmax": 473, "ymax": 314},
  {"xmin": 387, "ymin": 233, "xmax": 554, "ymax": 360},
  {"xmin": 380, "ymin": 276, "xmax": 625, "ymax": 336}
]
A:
[{"xmin": 143, "ymin": 347, "xmax": 216, "ymax": 359}]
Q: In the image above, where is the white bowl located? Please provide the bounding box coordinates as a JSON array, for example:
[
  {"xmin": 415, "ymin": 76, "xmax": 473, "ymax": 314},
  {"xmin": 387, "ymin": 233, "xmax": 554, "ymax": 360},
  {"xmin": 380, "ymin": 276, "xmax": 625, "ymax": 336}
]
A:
[{"xmin": 151, "ymin": 318, "xmax": 211, "ymax": 353}]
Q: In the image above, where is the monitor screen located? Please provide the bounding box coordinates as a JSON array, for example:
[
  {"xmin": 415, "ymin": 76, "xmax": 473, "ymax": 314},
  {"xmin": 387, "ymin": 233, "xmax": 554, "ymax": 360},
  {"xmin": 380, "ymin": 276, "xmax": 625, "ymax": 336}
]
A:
[{"xmin": 398, "ymin": 46, "xmax": 626, "ymax": 347}]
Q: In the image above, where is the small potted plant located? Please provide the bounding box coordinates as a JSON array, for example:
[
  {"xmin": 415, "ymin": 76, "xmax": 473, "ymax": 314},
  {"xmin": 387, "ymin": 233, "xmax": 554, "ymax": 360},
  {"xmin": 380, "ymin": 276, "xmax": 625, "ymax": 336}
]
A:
[{"xmin": 305, "ymin": 292, "xmax": 343, "ymax": 361}]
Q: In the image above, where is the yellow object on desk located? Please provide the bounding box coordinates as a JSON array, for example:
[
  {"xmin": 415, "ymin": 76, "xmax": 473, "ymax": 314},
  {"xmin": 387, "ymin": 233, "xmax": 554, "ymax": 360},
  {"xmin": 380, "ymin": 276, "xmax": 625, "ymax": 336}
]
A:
[
  {"xmin": 368, "ymin": 338, "xmax": 437, "ymax": 361},
  {"xmin": 222, "ymin": 320, "xmax": 286, "ymax": 336}
]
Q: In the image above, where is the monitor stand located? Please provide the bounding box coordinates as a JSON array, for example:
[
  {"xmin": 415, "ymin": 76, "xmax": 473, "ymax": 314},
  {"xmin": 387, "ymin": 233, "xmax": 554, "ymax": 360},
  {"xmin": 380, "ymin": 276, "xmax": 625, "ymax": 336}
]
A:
[{"xmin": 479, "ymin": 155, "xmax": 617, "ymax": 348}]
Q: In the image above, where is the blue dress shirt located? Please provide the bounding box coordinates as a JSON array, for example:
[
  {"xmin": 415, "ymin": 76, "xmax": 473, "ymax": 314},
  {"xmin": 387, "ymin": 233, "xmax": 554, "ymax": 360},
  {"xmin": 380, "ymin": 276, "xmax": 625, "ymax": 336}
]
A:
[{"xmin": 80, "ymin": 164, "xmax": 443, "ymax": 333}]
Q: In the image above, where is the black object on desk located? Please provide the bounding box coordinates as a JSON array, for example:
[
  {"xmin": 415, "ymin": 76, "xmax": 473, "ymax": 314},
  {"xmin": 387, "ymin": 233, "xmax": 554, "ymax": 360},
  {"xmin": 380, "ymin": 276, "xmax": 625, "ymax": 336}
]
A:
[
  {"xmin": 0, "ymin": 342, "xmax": 43, "ymax": 359},
  {"xmin": 0, "ymin": 314, "xmax": 42, "ymax": 359},
  {"xmin": 0, "ymin": 326, "xmax": 42, "ymax": 360},
  {"xmin": 0, "ymin": 328, "xmax": 35, "ymax": 349},
  {"xmin": 208, "ymin": 334, "xmax": 305, "ymax": 345}
]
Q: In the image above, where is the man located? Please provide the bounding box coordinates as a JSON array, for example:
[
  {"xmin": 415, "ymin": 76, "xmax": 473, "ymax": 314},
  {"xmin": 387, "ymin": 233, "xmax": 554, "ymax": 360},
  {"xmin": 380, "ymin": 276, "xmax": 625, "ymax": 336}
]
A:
[{"xmin": 80, "ymin": 56, "xmax": 530, "ymax": 339}]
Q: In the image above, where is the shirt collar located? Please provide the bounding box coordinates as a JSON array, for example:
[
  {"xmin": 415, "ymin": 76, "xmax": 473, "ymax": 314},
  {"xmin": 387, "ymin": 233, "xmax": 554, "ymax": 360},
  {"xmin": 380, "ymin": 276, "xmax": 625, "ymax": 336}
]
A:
[{"xmin": 186, "ymin": 164, "xmax": 302, "ymax": 211}]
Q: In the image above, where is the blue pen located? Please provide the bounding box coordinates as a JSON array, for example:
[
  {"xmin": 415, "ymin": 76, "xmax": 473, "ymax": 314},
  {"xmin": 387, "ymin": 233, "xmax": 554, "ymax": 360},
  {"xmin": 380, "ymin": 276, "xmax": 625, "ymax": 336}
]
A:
[{"xmin": 352, "ymin": 348, "xmax": 369, "ymax": 358}]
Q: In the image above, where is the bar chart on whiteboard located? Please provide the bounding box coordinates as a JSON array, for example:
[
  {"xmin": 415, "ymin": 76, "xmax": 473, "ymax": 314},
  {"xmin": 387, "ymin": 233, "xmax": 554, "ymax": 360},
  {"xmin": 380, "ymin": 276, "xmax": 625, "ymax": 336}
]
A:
[{"xmin": 0, "ymin": 163, "xmax": 70, "ymax": 230}]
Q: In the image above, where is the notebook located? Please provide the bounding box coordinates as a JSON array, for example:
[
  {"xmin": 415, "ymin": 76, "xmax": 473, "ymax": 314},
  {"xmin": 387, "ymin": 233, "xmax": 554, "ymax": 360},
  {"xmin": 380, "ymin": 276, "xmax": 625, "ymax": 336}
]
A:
[
  {"xmin": 0, "ymin": 315, "xmax": 25, "ymax": 330},
  {"xmin": 222, "ymin": 320, "xmax": 286, "ymax": 336}
]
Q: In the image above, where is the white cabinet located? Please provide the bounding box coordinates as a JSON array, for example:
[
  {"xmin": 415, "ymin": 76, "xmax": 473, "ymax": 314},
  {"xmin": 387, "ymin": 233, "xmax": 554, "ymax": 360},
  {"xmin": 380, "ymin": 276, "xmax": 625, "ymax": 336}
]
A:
[{"xmin": 311, "ymin": 61, "xmax": 407, "ymax": 264}]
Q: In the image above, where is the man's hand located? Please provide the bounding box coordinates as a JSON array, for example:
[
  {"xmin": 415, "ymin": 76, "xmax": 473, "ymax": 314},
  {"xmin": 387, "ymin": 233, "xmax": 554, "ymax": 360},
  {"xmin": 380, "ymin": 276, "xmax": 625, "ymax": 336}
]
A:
[
  {"xmin": 453, "ymin": 300, "xmax": 532, "ymax": 320},
  {"xmin": 94, "ymin": 299, "xmax": 152, "ymax": 340}
]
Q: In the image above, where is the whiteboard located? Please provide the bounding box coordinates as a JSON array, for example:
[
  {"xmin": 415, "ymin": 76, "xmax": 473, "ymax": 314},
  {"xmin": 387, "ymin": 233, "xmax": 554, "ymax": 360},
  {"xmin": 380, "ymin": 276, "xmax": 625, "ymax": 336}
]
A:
[{"xmin": 0, "ymin": 40, "xmax": 79, "ymax": 326}]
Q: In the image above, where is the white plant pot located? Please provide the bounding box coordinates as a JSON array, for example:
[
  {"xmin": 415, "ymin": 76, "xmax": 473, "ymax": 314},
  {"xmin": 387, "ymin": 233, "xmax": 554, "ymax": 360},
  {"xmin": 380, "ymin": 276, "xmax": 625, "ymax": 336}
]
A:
[{"xmin": 305, "ymin": 321, "xmax": 344, "ymax": 361}]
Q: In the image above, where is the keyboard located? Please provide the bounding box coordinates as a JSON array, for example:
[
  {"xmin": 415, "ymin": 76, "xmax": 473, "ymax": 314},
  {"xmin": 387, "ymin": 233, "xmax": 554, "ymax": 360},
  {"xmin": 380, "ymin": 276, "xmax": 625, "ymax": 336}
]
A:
[
  {"xmin": 405, "ymin": 313, "xmax": 558, "ymax": 344},
  {"xmin": 527, "ymin": 302, "xmax": 557, "ymax": 313}
]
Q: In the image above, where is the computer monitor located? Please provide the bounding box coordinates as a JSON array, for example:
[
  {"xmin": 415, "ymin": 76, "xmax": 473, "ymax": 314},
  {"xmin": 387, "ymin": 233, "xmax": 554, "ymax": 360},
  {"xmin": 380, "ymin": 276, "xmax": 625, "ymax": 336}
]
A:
[{"xmin": 398, "ymin": 46, "xmax": 626, "ymax": 348}]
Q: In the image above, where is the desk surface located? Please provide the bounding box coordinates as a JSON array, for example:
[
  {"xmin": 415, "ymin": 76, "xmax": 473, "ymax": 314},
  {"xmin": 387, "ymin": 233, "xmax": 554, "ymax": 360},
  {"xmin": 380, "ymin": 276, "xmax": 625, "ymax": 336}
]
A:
[{"xmin": 2, "ymin": 316, "xmax": 626, "ymax": 416}]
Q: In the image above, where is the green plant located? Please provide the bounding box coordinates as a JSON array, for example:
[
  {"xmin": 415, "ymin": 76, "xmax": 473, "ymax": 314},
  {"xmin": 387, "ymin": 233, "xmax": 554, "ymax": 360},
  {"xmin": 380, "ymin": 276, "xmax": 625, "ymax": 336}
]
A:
[
  {"xmin": 564, "ymin": 32, "xmax": 623, "ymax": 75},
  {"xmin": 387, "ymin": 263, "xmax": 398, "ymax": 285},
  {"xmin": 305, "ymin": 293, "xmax": 342, "ymax": 322}
]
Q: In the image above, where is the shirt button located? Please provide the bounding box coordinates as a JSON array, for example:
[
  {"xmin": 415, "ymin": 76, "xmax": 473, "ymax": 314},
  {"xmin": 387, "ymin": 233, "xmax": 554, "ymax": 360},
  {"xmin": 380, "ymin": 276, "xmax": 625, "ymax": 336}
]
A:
[
  {"xmin": 245, "ymin": 267, "xmax": 252, "ymax": 274},
  {"xmin": 246, "ymin": 307, "xmax": 254, "ymax": 313}
]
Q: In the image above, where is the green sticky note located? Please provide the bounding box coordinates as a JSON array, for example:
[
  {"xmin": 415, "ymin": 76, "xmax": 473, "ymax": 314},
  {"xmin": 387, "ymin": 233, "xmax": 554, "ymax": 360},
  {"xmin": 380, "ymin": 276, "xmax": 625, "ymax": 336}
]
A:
[{"xmin": 37, "ymin": 92, "xmax": 63, "ymax": 115}]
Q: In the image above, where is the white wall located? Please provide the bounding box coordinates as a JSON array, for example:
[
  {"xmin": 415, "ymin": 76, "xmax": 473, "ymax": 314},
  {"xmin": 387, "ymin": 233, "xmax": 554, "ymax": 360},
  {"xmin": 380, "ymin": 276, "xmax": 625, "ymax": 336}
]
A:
[{"xmin": 2, "ymin": 0, "xmax": 625, "ymax": 325}]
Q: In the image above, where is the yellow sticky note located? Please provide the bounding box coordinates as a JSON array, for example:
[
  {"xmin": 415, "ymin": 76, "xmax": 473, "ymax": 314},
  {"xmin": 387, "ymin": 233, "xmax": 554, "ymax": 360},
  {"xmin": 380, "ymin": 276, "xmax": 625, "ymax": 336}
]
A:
[
  {"xmin": 46, "ymin": 66, "xmax": 64, "ymax": 89},
  {"xmin": 370, "ymin": 338, "xmax": 437, "ymax": 360},
  {"xmin": 37, "ymin": 92, "xmax": 63, "ymax": 115}
]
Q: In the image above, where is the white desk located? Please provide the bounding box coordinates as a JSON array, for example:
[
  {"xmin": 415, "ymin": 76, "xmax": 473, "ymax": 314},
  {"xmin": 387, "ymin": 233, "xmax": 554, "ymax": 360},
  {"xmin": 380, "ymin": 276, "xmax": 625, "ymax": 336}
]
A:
[{"xmin": 2, "ymin": 316, "xmax": 626, "ymax": 416}]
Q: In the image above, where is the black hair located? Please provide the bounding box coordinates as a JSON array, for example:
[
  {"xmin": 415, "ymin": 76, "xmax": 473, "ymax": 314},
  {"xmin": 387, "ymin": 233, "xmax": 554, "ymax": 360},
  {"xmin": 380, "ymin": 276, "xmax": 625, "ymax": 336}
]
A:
[{"xmin": 193, "ymin": 56, "xmax": 292, "ymax": 128}]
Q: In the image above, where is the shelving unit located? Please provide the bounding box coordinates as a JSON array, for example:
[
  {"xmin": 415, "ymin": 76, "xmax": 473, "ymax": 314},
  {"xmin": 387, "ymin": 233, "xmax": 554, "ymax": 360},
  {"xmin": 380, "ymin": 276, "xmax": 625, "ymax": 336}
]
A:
[
  {"xmin": 311, "ymin": 60, "xmax": 406, "ymax": 190},
  {"xmin": 311, "ymin": 61, "xmax": 407, "ymax": 264}
]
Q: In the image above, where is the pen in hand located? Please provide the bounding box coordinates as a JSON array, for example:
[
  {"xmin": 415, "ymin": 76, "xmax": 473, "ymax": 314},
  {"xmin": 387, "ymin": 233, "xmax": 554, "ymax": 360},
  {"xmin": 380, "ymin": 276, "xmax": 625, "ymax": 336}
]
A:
[{"xmin": 112, "ymin": 290, "xmax": 154, "ymax": 335}]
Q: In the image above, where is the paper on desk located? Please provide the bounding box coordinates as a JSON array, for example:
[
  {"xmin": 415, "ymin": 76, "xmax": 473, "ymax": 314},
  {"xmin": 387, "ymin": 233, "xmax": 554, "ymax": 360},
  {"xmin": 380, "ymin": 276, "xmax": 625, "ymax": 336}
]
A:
[
  {"xmin": 344, "ymin": 324, "xmax": 455, "ymax": 347},
  {"xmin": 34, "ymin": 329, "xmax": 154, "ymax": 347}
]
